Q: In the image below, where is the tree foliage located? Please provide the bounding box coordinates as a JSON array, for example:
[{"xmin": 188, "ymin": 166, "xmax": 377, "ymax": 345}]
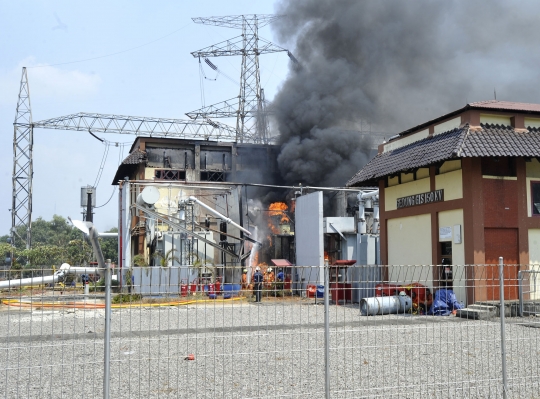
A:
[
  {"xmin": 1, "ymin": 215, "xmax": 118, "ymax": 267},
  {"xmin": 154, "ymin": 249, "xmax": 180, "ymax": 267}
]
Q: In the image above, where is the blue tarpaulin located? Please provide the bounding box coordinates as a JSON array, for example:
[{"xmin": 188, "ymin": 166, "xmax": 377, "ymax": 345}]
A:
[{"xmin": 428, "ymin": 289, "xmax": 463, "ymax": 316}]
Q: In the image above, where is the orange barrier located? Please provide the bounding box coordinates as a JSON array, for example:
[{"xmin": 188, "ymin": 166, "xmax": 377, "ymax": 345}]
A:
[{"xmin": 1, "ymin": 296, "xmax": 246, "ymax": 309}]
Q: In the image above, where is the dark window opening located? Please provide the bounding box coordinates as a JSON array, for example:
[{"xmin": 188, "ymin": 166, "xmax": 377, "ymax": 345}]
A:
[
  {"xmin": 531, "ymin": 181, "xmax": 540, "ymax": 215},
  {"xmin": 440, "ymin": 241, "xmax": 453, "ymax": 287},
  {"xmin": 481, "ymin": 157, "xmax": 516, "ymax": 177},
  {"xmin": 154, "ymin": 169, "xmax": 186, "ymax": 180},
  {"xmin": 201, "ymin": 171, "xmax": 225, "ymax": 182}
]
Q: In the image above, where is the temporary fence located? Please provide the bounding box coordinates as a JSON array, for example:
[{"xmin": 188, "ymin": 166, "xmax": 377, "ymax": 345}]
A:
[{"xmin": 1, "ymin": 262, "xmax": 539, "ymax": 398}]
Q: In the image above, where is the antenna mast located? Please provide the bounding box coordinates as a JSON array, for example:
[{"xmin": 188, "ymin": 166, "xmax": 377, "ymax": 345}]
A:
[{"xmin": 187, "ymin": 14, "xmax": 287, "ymax": 144}]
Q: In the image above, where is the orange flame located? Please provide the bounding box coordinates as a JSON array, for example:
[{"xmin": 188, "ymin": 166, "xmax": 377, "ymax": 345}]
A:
[{"xmin": 269, "ymin": 202, "xmax": 290, "ymax": 224}]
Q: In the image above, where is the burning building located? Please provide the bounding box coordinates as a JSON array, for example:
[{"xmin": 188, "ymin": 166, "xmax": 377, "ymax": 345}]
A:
[
  {"xmin": 112, "ymin": 136, "xmax": 345, "ymax": 292},
  {"xmin": 112, "ymin": 135, "xmax": 380, "ymax": 297}
]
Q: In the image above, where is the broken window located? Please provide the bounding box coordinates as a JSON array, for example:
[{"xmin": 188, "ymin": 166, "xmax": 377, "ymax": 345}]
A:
[
  {"xmin": 200, "ymin": 171, "xmax": 226, "ymax": 182},
  {"xmin": 154, "ymin": 169, "xmax": 186, "ymax": 181}
]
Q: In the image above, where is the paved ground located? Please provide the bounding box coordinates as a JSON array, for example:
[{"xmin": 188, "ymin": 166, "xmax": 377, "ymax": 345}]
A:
[{"xmin": 1, "ymin": 295, "xmax": 539, "ymax": 398}]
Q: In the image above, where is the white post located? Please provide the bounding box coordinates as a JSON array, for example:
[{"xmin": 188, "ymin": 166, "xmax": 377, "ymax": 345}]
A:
[
  {"xmin": 358, "ymin": 199, "xmax": 366, "ymax": 234},
  {"xmin": 103, "ymin": 259, "xmax": 112, "ymax": 399},
  {"xmin": 499, "ymin": 257, "xmax": 508, "ymax": 399},
  {"xmin": 372, "ymin": 199, "xmax": 380, "ymax": 234}
]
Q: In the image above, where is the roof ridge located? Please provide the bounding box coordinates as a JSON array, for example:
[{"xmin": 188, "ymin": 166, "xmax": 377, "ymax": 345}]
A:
[
  {"xmin": 453, "ymin": 124, "xmax": 471, "ymax": 157},
  {"xmin": 479, "ymin": 122, "xmax": 513, "ymax": 128}
]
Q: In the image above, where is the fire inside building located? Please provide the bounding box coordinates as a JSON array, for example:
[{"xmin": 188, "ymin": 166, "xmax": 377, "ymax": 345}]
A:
[{"xmin": 113, "ymin": 136, "xmax": 380, "ymax": 298}]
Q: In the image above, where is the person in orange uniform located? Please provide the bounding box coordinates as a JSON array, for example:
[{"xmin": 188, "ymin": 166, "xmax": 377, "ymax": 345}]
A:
[
  {"xmin": 241, "ymin": 269, "xmax": 248, "ymax": 290},
  {"xmin": 265, "ymin": 267, "xmax": 275, "ymax": 296}
]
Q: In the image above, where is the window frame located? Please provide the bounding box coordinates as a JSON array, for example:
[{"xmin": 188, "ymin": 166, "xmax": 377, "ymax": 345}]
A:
[{"xmin": 530, "ymin": 180, "xmax": 540, "ymax": 216}]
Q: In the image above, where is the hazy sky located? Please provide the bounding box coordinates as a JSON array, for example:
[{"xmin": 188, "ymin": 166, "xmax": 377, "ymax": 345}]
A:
[
  {"xmin": 0, "ymin": 1, "xmax": 287, "ymax": 234},
  {"xmin": 3, "ymin": 0, "xmax": 540, "ymax": 237}
]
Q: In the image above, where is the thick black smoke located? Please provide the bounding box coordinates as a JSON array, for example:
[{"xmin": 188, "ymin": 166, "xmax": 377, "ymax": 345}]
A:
[{"xmin": 271, "ymin": 0, "xmax": 540, "ymax": 186}]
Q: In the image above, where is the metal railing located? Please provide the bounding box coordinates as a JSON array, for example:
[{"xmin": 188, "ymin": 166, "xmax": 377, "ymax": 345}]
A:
[
  {"xmin": 1, "ymin": 262, "xmax": 539, "ymax": 398},
  {"xmin": 518, "ymin": 268, "xmax": 540, "ymax": 317}
]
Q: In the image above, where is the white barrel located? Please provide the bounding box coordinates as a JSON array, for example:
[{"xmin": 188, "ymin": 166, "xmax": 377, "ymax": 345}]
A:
[{"xmin": 360, "ymin": 295, "xmax": 412, "ymax": 316}]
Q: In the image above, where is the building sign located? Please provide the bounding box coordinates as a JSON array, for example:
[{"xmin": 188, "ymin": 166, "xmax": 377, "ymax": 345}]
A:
[
  {"xmin": 396, "ymin": 189, "xmax": 444, "ymax": 209},
  {"xmin": 439, "ymin": 226, "xmax": 452, "ymax": 241}
]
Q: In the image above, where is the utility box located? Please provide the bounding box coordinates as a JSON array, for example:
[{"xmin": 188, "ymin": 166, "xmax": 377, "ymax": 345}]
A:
[
  {"xmin": 80, "ymin": 186, "xmax": 96, "ymax": 207},
  {"xmin": 323, "ymin": 217, "xmax": 355, "ymax": 234},
  {"xmin": 347, "ymin": 234, "xmax": 381, "ymax": 303}
]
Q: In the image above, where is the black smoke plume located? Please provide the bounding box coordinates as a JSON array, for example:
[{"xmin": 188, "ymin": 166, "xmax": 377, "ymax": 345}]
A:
[{"xmin": 271, "ymin": 0, "xmax": 540, "ymax": 186}]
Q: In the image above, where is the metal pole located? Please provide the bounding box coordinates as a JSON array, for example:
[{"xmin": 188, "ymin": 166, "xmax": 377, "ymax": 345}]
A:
[
  {"xmin": 518, "ymin": 270, "xmax": 523, "ymax": 317},
  {"xmin": 103, "ymin": 259, "xmax": 112, "ymax": 399},
  {"xmin": 324, "ymin": 264, "xmax": 330, "ymax": 399},
  {"xmin": 499, "ymin": 257, "xmax": 508, "ymax": 399}
]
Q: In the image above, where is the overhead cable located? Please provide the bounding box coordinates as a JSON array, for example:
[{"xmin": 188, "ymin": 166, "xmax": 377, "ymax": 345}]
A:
[
  {"xmin": 28, "ymin": 22, "xmax": 192, "ymax": 68},
  {"xmin": 93, "ymin": 141, "xmax": 110, "ymax": 188}
]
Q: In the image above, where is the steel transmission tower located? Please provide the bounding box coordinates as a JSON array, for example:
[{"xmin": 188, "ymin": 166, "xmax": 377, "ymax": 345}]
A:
[
  {"xmin": 11, "ymin": 69, "xmax": 240, "ymax": 254},
  {"xmin": 12, "ymin": 67, "xmax": 33, "ymax": 250},
  {"xmin": 187, "ymin": 14, "xmax": 287, "ymax": 143}
]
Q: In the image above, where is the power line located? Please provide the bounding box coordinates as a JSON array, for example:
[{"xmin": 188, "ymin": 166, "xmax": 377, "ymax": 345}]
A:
[
  {"xmin": 95, "ymin": 142, "xmax": 124, "ymax": 209},
  {"xmin": 95, "ymin": 186, "xmax": 116, "ymax": 209},
  {"xmin": 93, "ymin": 142, "xmax": 110, "ymax": 188},
  {"xmin": 28, "ymin": 22, "xmax": 192, "ymax": 68}
]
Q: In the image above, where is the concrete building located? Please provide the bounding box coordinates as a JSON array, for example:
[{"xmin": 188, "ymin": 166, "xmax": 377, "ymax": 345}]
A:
[
  {"xmin": 347, "ymin": 100, "xmax": 540, "ymax": 303},
  {"xmin": 112, "ymin": 137, "xmax": 281, "ymax": 279},
  {"xmin": 112, "ymin": 137, "xmax": 281, "ymax": 185}
]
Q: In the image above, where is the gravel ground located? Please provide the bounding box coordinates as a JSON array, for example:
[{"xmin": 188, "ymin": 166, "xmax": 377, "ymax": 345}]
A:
[{"xmin": 1, "ymin": 296, "xmax": 539, "ymax": 398}]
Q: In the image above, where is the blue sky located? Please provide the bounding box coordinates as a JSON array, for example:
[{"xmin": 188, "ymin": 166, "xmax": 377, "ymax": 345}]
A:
[{"xmin": 0, "ymin": 1, "xmax": 288, "ymax": 233}]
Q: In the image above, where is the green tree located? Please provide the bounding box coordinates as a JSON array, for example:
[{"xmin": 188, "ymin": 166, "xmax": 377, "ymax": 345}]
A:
[
  {"xmin": 132, "ymin": 254, "xmax": 149, "ymax": 267},
  {"xmin": 1, "ymin": 216, "xmax": 118, "ymax": 267},
  {"xmin": 154, "ymin": 249, "xmax": 180, "ymax": 267},
  {"xmin": 100, "ymin": 227, "xmax": 118, "ymax": 263}
]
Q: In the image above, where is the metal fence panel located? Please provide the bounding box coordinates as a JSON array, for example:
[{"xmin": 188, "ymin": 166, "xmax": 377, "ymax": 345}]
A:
[
  {"xmin": 0, "ymin": 268, "xmax": 105, "ymax": 399},
  {"xmin": 1, "ymin": 264, "xmax": 540, "ymax": 398}
]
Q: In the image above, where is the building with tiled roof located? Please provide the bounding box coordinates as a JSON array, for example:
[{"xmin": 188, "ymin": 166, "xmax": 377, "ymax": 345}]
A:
[{"xmin": 347, "ymin": 101, "xmax": 540, "ymax": 304}]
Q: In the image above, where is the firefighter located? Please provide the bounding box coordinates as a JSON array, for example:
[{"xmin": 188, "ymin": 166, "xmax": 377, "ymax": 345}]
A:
[
  {"xmin": 265, "ymin": 267, "xmax": 275, "ymax": 296},
  {"xmin": 267, "ymin": 267, "xmax": 275, "ymax": 284},
  {"xmin": 253, "ymin": 266, "xmax": 263, "ymax": 303},
  {"xmin": 241, "ymin": 269, "xmax": 248, "ymax": 290}
]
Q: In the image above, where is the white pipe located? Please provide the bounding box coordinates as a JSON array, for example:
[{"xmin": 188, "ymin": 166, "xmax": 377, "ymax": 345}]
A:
[
  {"xmin": 0, "ymin": 271, "xmax": 64, "ymax": 289},
  {"xmin": 68, "ymin": 267, "xmax": 100, "ymax": 275},
  {"xmin": 0, "ymin": 264, "xmax": 104, "ymax": 290},
  {"xmin": 188, "ymin": 196, "xmax": 251, "ymax": 236},
  {"xmin": 358, "ymin": 190, "xmax": 379, "ymax": 200},
  {"xmin": 98, "ymin": 232, "xmax": 118, "ymax": 238}
]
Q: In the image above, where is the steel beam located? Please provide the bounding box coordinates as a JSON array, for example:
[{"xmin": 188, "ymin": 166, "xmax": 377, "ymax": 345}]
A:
[{"xmin": 33, "ymin": 112, "xmax": 237, "ymax": 140}]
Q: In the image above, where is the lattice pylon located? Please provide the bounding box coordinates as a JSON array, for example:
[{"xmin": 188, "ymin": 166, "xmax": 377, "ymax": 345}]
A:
[
  {"xmin": 188, "ymin": 15, "xmax": 287, "ymax": 144},
  {"xmin": 12, "ymin": 67, "xmax": 33, "ymax": 250}
]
